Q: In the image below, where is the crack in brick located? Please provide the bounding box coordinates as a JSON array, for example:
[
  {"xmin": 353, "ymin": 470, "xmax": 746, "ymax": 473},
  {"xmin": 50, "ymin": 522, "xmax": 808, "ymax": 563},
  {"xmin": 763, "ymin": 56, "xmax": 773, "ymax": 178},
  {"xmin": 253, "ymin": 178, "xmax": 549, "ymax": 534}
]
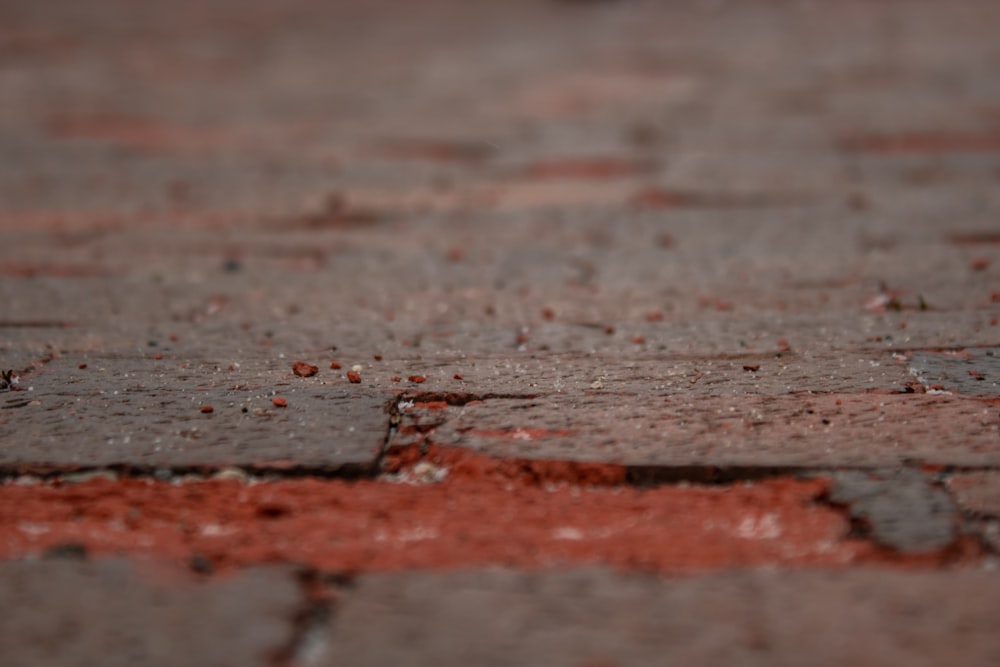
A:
[{"xmin": 270, "ymin": 569, "xmax": 343, "ymax": 667}]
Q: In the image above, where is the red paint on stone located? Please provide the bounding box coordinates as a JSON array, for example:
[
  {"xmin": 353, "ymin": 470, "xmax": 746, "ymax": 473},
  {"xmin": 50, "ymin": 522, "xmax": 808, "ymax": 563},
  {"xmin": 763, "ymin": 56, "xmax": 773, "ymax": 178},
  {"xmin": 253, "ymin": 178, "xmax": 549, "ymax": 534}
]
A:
[
  {"xmin": 0, "ymin": 466, "xmax": 970, "ymax": 576},
  {"xmin": 411, "ymin": 401, "xmax": 449, "ymax": 411}
]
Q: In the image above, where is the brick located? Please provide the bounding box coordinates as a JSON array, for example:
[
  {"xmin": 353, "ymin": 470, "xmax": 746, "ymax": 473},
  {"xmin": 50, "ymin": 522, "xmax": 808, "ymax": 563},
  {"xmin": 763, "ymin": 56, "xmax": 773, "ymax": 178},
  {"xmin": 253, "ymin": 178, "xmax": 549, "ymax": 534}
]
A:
[
  {"xmin": 322, "ymin": 569, "xmax": 1000, "ymax": 667},
  {"xmin": 0, "ymin": 559, "xmax": 298, "ymax": 667}
]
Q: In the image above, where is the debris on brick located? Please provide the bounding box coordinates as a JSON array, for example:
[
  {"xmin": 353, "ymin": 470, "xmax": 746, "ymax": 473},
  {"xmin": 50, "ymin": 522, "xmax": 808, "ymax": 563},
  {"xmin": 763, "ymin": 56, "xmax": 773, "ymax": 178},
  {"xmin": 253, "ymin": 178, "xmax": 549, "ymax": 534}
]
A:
[{"xmin": 292, "ymin": 361, "xmax": 319, "ymax": 377}]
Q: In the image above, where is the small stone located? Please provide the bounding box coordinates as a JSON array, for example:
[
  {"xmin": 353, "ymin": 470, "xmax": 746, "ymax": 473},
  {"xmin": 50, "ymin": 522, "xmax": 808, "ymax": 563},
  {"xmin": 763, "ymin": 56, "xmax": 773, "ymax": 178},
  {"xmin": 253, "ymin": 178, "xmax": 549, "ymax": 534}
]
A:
[
  {"xmin": 292, "ymin": 361, "xmax": 319, "ymax": 377},
  {"xmin": 199, "ymin": 405, "xmax": 214, "ymax": 414},
  {"xmin": 272, "ymin": 397, "xmax": 288, "ymax": 407},
  {"xmin": 347, "ymin": 371, "xmax": 362, "ymax": 383},
  {"xmin": 63, "ymin": 470, "xmax": 119, "ymax": 484},
  {"xmin": 213, "ymin": 467, "xmax": 249, "ymax": 482}
]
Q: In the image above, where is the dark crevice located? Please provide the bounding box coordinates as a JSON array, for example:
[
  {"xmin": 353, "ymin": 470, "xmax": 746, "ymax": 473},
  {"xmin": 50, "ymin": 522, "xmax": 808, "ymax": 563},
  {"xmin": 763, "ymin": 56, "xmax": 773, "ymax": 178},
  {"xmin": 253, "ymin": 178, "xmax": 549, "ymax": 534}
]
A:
[
  {"xmin": 270, "ymin": 568, "xmax": 348, "ymax": 667},
  {"xmin": 397, "ymin": 391, "xmax": 539, "ymax": 406},
  {"xmin": 0, "ymin": 460, "xmax": 379, "ymax": 483},
  {"xmin": 625, "ymin": 464, "xmax": 821, "ymax": 487},
  {"xmin": 7, "ymin": 458, "xmax": 1000, "ymax": 490}
]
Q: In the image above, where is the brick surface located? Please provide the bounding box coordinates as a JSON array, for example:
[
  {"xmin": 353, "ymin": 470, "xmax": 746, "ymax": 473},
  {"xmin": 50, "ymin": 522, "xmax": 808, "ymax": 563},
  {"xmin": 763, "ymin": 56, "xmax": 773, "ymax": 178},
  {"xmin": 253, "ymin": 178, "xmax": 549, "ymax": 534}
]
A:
[
  {"xmin": 322, "ymin": 568, "xmax": 1000, "ymax": 667},
  {"xmin": 0, "ymin": 559, "xmax": 299, "ymax": 667},
  {"xmin": 0, "ymin": 354, "xmax": 388, "ymax": 469},
  {"xmin": 2, "ymin": 0, "xmax": 1000, "ymax": 662},
  {"xmin": 829, "ymin": 469, "xmax": 956, "ymax": 551}
]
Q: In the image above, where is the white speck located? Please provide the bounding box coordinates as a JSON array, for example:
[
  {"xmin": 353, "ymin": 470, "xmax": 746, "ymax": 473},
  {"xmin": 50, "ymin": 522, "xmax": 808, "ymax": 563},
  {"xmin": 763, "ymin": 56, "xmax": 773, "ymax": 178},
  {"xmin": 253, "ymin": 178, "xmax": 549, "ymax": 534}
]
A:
[
  {"xmin": 17, "ymin": 522, "xmax": 49, "ymax": 535},
  {"xmin": 553, "ymin": 527, "xmax": 584, "ymax": 540},
  {"xmin": 735, "ymin": 513, "xmax": 782, "ymax": 539},
  {"xmin": 396, "ymin": 527, "xmax": 439, "ymax": 543}
]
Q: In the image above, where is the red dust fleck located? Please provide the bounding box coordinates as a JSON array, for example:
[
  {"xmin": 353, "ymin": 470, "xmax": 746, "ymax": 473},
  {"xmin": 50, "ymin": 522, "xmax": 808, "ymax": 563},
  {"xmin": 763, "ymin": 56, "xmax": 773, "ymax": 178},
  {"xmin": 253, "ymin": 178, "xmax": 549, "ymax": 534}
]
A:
[
  {"xmin": 970, "ymin": 257, "xmax": 991, "ymax": 271},
  {"xmin": 78, "ymin": 363, "xmax": 87, "ymax": 369},
  {"xmin": 604, "ymin": 325, "xmax": 615, "ymax": 335},
  {"xmin": 373, "ymin": 355, "xmax": 383, "ymax": 361},
  {"xmin": 154, "ymin": 354, "xmax": 163, "ymax": 360},
  {"xmin": 656, "ymin": 233, "xmax": 676, "ymax": 249},
  {"xmin": 541, "ymin": 307, "xmax": 555, "ymax": 321},
  {"xmin": 346, "ymin": 371, "xmax": 362, "ymax": 384},
  {"xmin": 699, "ymin": 297, "xmax": 733, "ymax": 312},
  {"xmin": 227, "ymin": 364, "xmax": 235, "ymax": 371},
  {"xmin": 390, "ymin": 376, "xmax": 402, "ymax": 383},
  {"xmin": 292, "ymin": 361, "xmax": 319, "ymax": 377},
  {"xmin": 169, "ymin": 334, "xmax": 178, "ymax": 342},
  {"xmin": 631, "ymin": 336, "xmax": 646, "ymax": 345},
  {"xmin": 968, "ymin": 370, "xmax": 985, "ymax": 380},
  {"xmin": 294, "ymin": 193, "xmax": 380, "ymax": 230},
  {"xmin": 199, "ymin": 405, "xmax": 214, "ymax": 414},
  {"xmin": 408, "ymin": 375, "xmax": 427, "ymax": 384},
  {"xmin": 453, "ymin": 374, "xmax": 464, "ymax": 380},
  {"xmin": 445, "ymin": 247, "xmax": 465, "ymax": 263},
  {"xmin": 272, "ymin": 397, "xmax": 288, "ymax": 407},
  {"xmin": 329, "ymin": 361, "xmax": 342, "ymax": 370},
  {"xmin": 743, "ymin": 364, "xmax": 760, "ymax": 372},
  {"xmin": 991, "ymin": 317, "xmax": 998, "ymax": 327},
  {"xmin": 777, "ymin": 338, "xmax": 792, "ymax": 353},
  {"xmin": 847, "ymin": 192, "xmax": 870, "ymax": 210},
  {"xmin": 645, "ymin": 311, "xmax": 664, "ymax": 322}
]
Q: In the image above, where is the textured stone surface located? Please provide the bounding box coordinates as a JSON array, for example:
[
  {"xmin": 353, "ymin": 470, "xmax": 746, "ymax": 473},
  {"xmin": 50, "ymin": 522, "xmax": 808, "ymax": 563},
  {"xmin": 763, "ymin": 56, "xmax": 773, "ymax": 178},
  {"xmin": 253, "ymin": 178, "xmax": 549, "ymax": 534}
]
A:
[
  {"xmin": 394, "ymin": 387, "xmax": 1000, "ymax": 467},
  {"xmin": 0, "ymin": 354, "xmax": 388, "ymax": 469},
  {"xmin": 829, "ymin": 469, "xmax": 957, "ymax": 552},
  {"xmin": 322, "ymin": 568, "xmax": 1000, "ymax": 667},
  {"xmin": 1, "ymin": 0, "xmax": 1000, "ymax": 662},
  {"xmin": 0, "ymin": 559, "xmax": 299, "ymax": 667},
  {"xmin": 907, "ymin": 349, "xmax": 1000, "ymax": 396}
]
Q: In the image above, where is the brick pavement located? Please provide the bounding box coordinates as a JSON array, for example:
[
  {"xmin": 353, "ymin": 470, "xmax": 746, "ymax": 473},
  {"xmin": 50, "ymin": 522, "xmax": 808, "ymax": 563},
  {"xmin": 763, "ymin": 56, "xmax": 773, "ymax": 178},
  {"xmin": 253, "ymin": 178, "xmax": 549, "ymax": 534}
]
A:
[{"xmin": 1, "ymin": 0, "xmax": 999, "ymax": 664}]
